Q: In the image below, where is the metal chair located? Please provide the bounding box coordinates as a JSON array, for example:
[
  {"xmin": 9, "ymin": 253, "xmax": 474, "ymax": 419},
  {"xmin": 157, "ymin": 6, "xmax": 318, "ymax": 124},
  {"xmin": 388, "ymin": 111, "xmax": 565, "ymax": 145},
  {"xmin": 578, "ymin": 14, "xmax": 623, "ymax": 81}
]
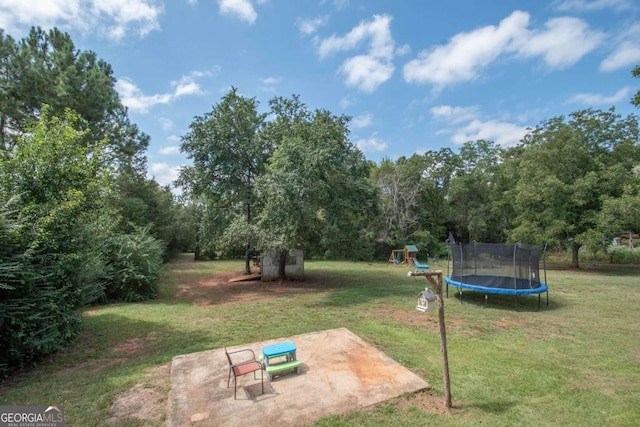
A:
[{"xmin": 225, "ymin": 347, "xmax": 264, "ymax": 399}]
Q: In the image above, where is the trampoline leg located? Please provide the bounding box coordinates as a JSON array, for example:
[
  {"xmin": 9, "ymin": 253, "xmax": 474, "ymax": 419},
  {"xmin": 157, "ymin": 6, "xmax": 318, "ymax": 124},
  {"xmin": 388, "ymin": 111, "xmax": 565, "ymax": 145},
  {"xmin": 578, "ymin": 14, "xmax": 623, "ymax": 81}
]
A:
[
  {"xmin": 537, "ymin": 293, "xmax": 541, "ymax": 311},
  {"xmin": 515, "ymin": 294, "xmax": 519, "ymax": 311},
  {"xmin": 546, "ymin": 291, "xmax": 549, "ymax": 307},
  {"xmin": 484, "ymin": 294, "xmax": 488, "ymax": 308}
]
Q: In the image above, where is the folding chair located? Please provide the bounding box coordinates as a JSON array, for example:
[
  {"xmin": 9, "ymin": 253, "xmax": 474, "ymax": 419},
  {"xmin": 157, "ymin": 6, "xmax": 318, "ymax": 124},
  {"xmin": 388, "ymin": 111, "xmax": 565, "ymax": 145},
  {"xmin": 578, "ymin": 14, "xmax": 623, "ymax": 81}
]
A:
[{"xmin": 225, "ymin": 347, "xmax": 264, "ymax": 399}]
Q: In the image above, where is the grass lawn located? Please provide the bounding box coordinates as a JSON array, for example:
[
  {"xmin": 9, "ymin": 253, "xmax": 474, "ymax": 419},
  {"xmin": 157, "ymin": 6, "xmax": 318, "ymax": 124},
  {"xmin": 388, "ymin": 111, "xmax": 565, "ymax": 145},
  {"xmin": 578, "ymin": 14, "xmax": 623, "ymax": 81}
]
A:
[{"xmin": 1, "ymin": 254, "xmax": 639, "ymax": 426}]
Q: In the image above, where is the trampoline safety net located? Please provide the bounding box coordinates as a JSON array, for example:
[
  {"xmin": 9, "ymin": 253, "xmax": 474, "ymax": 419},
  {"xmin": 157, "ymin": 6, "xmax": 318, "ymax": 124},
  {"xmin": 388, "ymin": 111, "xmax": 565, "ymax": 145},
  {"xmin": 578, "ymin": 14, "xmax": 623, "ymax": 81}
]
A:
[{"xmin": 449, "ymin": 242, "xmax": 543, "ymax": 290}]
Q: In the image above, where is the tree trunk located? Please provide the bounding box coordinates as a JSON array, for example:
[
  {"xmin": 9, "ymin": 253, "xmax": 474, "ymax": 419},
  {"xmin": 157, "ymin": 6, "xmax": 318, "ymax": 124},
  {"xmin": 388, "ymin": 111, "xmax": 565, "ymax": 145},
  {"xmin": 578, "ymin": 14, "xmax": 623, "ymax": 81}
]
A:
[
  {"xmin": 277, "ymin": 249, "xmax": 288, "ymax": 283},
  {"xmin": 244, "ymin": 245, "xmax": 251, "ymax": 274},
  {"xmin": 244, "ymin": 202, "xmax": 251, "ymax": 274},
  {"xmin": 194, "ymin": 227, "xmax": 201, "ymax": 261},
  {"xmin": 571, "ymin": 243, "xmax": 581, "ymax": 269}
]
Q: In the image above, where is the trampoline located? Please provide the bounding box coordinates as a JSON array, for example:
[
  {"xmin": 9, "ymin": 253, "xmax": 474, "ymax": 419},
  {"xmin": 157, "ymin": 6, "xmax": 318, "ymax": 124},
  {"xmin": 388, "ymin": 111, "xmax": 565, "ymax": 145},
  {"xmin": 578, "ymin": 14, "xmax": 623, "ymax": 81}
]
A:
[{"xmin": 446, "ymin": 242, "xmax": 549, "ymax": 310}]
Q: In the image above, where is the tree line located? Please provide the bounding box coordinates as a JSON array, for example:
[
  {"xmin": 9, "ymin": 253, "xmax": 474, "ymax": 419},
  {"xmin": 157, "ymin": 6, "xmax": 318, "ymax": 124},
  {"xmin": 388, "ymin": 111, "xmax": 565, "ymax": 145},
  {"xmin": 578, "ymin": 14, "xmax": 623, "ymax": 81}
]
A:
[{"xmin": 179, "ymin": 96, "xmax": 640, "ymax": 273}]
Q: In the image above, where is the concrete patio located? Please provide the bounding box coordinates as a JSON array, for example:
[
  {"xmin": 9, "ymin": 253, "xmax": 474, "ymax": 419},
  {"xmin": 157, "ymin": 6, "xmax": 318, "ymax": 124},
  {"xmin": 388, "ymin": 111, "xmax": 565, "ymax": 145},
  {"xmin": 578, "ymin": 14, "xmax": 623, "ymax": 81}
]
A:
[{"xmin": 167, "ymin": 327, "xmax": 430, "ymax": 426}]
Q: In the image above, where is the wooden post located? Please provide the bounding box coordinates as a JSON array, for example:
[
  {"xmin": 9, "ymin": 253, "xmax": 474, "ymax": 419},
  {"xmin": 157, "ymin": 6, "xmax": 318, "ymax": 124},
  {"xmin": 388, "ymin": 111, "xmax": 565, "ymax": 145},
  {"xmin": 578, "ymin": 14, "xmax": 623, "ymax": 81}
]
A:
[{"xmin": 410, "ymin": 270, "xmax": 452, "ymax": 409}]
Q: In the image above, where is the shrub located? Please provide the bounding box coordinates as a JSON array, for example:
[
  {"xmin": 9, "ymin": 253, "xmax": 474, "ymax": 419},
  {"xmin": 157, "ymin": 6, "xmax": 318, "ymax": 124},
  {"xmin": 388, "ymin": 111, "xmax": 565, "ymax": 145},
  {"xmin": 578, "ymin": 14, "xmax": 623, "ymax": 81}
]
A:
[
  {"xmin": 607, "ymin": 245, "xmax": 640, "ymax": 264},
  {"xmin": 0, "ymin": 215, "xmax": 82, "ymax": 376},
  {"xmin": 102, "ymin": 228, "xmax": 165, "ymax": 302}
]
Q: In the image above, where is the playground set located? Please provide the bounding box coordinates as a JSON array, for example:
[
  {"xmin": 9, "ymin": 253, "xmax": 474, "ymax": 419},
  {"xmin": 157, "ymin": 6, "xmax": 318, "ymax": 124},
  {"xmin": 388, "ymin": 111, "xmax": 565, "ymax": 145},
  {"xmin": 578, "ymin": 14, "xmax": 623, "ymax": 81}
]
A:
[{"xmin": 387, "ymin": 245, "xmax": 429, "ymax": 270}]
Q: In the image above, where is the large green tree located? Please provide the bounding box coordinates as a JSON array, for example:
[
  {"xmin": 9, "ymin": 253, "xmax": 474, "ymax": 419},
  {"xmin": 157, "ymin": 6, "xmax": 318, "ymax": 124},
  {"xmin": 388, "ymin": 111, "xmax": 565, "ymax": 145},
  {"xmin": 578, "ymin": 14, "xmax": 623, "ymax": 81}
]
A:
[
  {"xmin": 447, "ymin": 140, "xmax": 505, "ymax": 243},
  {"xmin": 0, "ymin": 27, "xmax": 148, "ymax": 168},
  {"xmin": 255, "ymin": 96, "xmax": 378, "ymax": 278},
  {"xmin": 178, "ymin": 87, "xmax": 270, "ymax": 272},
  {"xmin": 503, "ymin": 108, "xmax": 640, "ymax": 268}
]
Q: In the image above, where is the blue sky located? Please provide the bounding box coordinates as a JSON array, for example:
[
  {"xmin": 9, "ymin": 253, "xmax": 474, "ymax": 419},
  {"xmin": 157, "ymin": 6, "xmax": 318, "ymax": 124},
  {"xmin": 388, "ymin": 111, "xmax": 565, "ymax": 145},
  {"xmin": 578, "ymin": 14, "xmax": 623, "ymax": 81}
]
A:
[{"xmin": 2, "ymin": 0, "xmax": 640, "ymax": 189}]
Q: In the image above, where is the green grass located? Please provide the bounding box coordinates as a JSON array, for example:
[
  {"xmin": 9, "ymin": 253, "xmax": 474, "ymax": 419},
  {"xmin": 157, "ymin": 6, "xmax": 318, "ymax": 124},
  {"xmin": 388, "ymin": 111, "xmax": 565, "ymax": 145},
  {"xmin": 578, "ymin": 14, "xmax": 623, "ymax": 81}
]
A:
[{"xmin": 1, "ymin": 255, "xmax": 639, "ymax": 426}]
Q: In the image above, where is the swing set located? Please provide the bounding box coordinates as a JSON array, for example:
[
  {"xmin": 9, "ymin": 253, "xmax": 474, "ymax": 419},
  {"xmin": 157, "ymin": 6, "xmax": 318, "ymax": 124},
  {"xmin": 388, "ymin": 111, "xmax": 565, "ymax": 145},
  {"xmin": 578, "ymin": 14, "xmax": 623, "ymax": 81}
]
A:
[{"xmin": 387, "ymin": 245, "xmax": 419, "ymax": 266}]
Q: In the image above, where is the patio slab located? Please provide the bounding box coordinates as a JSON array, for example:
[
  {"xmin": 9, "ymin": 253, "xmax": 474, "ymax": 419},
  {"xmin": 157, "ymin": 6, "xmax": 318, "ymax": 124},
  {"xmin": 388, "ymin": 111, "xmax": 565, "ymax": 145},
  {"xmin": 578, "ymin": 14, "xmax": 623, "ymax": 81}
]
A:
[{"xmin": 167, "ymin": 327, "xmax": 430, "ymax": 426}]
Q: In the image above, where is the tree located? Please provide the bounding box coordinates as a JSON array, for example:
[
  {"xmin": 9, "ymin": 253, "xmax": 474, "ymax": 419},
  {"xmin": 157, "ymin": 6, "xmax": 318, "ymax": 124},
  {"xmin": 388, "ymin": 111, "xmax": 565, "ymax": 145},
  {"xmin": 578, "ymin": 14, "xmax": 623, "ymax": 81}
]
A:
[
  {"xmin": 178, "ymin": 87, "xmax": 269, "ymax": 272},
  {"xmin": 0, "ymin": 107, "xmax": 114, "ymax": 373},
  {"xmin": 416, "ymin": 148, "xmax": 461, "ymax": 254},
  {"xmin": 503, "ymin": 108, "xmax": 640, "ymax": 268},
  {"xmin": 371, "ymin": 157, "xmax": 422, "ymax": 244},
  {"xmin": 632, "ymin": 65, "xmax": 640, "ymax": 108},
  {"xmin": 0, "ymin": 27, "xmax": 148, "ymax": 169},
  {"xmin": 446, "ymin": 140, "xmax": 505, "ymax": 243},
  {"xmin": 255, "ymin": 97, "xmax": 378, "ymax": 279},
  {"xmin": 597, "ymin": 171, "xmax": 640, "ymax": 244}
]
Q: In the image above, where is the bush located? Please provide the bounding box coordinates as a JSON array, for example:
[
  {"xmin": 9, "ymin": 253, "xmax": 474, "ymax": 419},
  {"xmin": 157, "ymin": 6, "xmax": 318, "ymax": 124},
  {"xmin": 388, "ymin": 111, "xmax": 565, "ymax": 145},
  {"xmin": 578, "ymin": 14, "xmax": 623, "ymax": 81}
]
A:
[
  {"xmin": 0, "ymin": 215, "xmax": 82, "ymax": 376},
  {"xmin": 102, "ymin": 228, "xmax": 165, "ymax": 302},
  {"xmin": 607, "ymin": 245, "xmax": 640, "ymax": 264}
]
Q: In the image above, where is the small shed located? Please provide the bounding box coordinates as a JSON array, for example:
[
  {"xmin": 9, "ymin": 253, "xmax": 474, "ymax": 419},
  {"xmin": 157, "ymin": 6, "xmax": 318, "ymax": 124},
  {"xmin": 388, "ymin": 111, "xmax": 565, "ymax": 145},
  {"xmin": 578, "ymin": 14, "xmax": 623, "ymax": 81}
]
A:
[{"xmin": 260, "ymin": 248, "xmax": 304, "ymax": 281}]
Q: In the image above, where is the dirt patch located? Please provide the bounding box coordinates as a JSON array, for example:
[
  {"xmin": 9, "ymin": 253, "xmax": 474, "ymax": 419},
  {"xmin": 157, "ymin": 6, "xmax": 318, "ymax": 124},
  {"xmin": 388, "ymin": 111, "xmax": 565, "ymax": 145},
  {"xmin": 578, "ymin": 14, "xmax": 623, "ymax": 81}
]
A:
[
  {"xmin": 174, "ymin": 271, "xmax": 338, "ymax": 306},
  {"xmin": 106, "ymin": 363, "xmax": 170, "ymax": 426},
  {"xmin": 361, "ymin": 305, "xmax": 467, "ymax": 334},
  {"xmin": 493, "ymin": 317, "xmax": 528, "ymax": 330},
  {"xmin": 394, "ymin": 390, "xmax": 455, "ymax": 416},
  {"xmin": 112, "ymin": 338, "xmax": 147, "ymax": 355}
]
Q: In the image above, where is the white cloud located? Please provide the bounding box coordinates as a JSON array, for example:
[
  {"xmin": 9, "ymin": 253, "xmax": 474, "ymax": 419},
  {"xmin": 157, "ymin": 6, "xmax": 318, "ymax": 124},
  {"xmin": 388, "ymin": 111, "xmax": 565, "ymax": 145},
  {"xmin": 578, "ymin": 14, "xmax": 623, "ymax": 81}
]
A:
[
  {"xmin": 451, "ymin": 119, "xmax": 528, "ymax": 147},
  {"xmin": 340, "ymin": 96, "xmax": 355, "ymax": 109},
  {"xmin": 404, "ymin": 11, "xmax": 529, "ymax": 87},
  {"xmin": 430, "ymin": 104, "xmax": 529, "ymax": 147},
  {"xmin": 555, "ymin": 0, "xmax": 634, "ymax": 12},
  {"xmin": 260, "ymin": 76, "xmax": 281, "ymax": 85},
  {"xmin": 218, "ymin": 0, "xmax": 257, "ymax": 25},
  {"xmin": 0, "ymin": 0, "xmax": 162, "ymax": 40},
  {"xmin": 395, "ymin": 44, "xmax": 411, "ymax": 56},
  {"xmin": 332, "ymin": 0, "xmax": 349, "ymax": 10},
  {"xmin": 404, "ymin": 10, "xmax": 603, "ymax": 88},
  {"xmin": 354, "ymin": 134, "xmax": 388, "ymax": 153},
  {"xmin": 316, "ymin": 14, "xmax": 396, "ymax": 92},
  {"xmin": 601, "ymin": 42, "xmax": 640, "ymax": 72},
  {"xmin": 339, "ymin": 55, "xmax": 394, "ymax": 93},
  {"xmin": 260, "ymin": 76, "xmax": 281, "ymax": 92},
  {"xmin": 297, "ymin": 16, "xmax": 329, "ymax": 35},
  {"xmin": 118, "ymin": 70, "xmax": 213, "ymax": 114},
  {"xmin": 172, "ymin": 70, "xmax": 216, "ymax": 98},
  {"xmin": 430, "ymin": 105, "xmax": 480, "ymax": 124},
  {"xmin": 158, "ymin": 117, "xmax": 174, "ymax": 131},
  {"xmin": 600, "ymin": 23, "xmax": 640, "ymax": 72},
  {"xmin": 317, "ymin": 14, "xmax": 394, "ymax": 60},
  {"xmin": 511, "ymin": 17, "xmax": 604, "ymax": 69},
  {"xmin": 149, "ymin": 162, "xmax": 182, "ymax": 187},
  {"xmin": 568, "ymin": 86, "xmax": 634, "ymax": 105},
  {"xmin": 159, "ymin": 146, "xmax": 181, "ymax": 155},
  {"xmin": 351, "ymin": 113, "xmax": 373, "ymax": 128},
  {"xmin": 116, "ymin": 78, "xmax": 172, "ymax": 114}
]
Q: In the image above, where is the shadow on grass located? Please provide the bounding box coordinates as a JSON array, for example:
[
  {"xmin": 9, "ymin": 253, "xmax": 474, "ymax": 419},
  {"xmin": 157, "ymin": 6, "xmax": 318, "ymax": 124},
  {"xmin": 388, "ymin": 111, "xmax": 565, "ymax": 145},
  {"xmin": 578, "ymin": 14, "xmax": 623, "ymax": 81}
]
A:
[
  {"xmin": 466, "ymin": 399, "xmax": 518, "ymax": 414},
  {"xmin": 310, "ymin": 278, "xmax": 419, "ymax": 308},
  {"xmin": 444, "ymin": 289, "xmax": 562, "ymax": 312},
  {"xmin": 59, "ymin": 312, "xmax": 219, "ymax": 374}
]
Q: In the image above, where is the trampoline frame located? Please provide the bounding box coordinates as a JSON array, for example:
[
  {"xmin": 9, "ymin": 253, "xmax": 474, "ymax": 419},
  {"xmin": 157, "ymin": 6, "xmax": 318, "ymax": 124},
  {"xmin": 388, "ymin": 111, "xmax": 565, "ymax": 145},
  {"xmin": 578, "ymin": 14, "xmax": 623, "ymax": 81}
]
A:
[{"xmin": 446, "ymin": 242, "xmax": 549, "ymax": 310}]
